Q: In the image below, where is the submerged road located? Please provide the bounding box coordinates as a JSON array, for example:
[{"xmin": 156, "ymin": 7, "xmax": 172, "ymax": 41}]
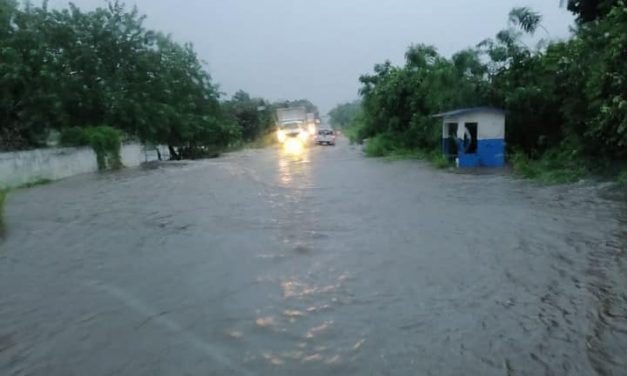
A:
[{"xmin": 1, "ymin": 138, "xmax": 626, "ymax": 375}]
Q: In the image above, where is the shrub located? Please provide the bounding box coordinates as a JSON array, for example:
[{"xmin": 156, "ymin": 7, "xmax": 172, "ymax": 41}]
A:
[
  {"xmin": 429, "ymin": 151, "xmax": 450, "ymax": 169},
  {"xmin": 59, "ymin": 127, "xmax": 90, "ymax": 147},
  {"xmin": 510, "ymin": 151, "xmax": 537, "ymax": 179},
  {"xmin": 364, "ymin": 134, "xmax": 397, "ymax": 157},
  {"xmin": 511, "ymin": 148, "xmax": 588, "ymax": 184},
  {"xmin": 84, "ymin": 126, "xmax": 123, "ymax": 170},
  {"xmin": 61, "ymin": 126, "xmax": 122, "ymax": 170}
]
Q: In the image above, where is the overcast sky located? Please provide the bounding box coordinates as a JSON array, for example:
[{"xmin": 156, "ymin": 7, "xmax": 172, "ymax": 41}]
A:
[{"xmin": 47, "ymin": 0, "xmax": 574, "ymax": 114}]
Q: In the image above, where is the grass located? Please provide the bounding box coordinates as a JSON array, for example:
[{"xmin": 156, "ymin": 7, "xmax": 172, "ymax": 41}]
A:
[
  {"xmin": 342, "ymin": 126, "xmax": 361, "ymax": 144},
  {"xmin": 429, "ymin": 152, "xmax": 451, "ymax": 169},
  {"xmin": 363, "ymin": 134, "xmax": 452, "ymax": 169},
  {"xmin": 510, "ymin": 149, "xmax": 588, "ymax": 184},
  {"xmin": 224, "ymin": 133, "xmax": 277, "ymax": 153},
  {"xmin": 245, "ymin": 133, "xmax": 277, "ymax": 149}
]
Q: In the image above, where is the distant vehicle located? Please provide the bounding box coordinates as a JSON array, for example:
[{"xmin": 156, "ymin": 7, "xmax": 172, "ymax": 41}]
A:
[
  {"xmin": 276, "ymin": 107, "xmax": 309, "ymax": 144},
  {"xmin": 316, "ymin": 129, "xmax": 336, "ymax": 146},
  {"xmin": 306, "ymin": 112, "xmax": 317, "ymax": 135}
]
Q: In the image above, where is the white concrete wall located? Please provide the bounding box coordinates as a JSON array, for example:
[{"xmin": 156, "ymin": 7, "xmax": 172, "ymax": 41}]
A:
[
  {"xmin": 0, "ymin": 144, "xmax": 168, "ymax": 189},
  {"xmin": 443, "ymin": 112, "xmax": 505, "ymax": 140}
]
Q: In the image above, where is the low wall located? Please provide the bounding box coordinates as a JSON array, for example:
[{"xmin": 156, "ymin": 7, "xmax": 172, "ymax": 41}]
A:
[{"xmin": 0, "ymin": 144, "xmax": 169, "ymax": 189}]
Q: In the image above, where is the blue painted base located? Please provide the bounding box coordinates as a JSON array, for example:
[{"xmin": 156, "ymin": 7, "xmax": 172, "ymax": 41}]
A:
[
  {"xmin": 477, "ymin": 139, "xmax": 505, "ymax": 167},
  {"xmin": 458, "ymin": 154, "xmax": 480, "ymax": 168},
  {"xmin": 442, "ymin": 138, "xmax": 505, "ymax": 168}
]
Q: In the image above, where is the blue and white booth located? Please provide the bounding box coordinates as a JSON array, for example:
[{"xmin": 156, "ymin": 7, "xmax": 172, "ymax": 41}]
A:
[{"xmin": 434, "ymin": 107, "xmax": 506, "ymax": 168}]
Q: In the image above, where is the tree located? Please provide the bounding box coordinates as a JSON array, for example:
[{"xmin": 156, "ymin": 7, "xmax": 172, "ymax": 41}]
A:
[
  {"xmin": 0, "ymin": 0, "xmax": 240, "ymax": 157},
  {"xmin": 508, "ymin": 7, "xmax": 545, "ymax": 34},
  {"xmin": 352, "ymin": 2, "xmax": 627, "ymax": 166},
  {"xmin": 223, "ymin": 90, "xmax": 273, "ymax": 142},
  {"xmin": 328, "ymin": 101, "xmax": 361, "ymax": 128},
  {"xmin": 563, "ymin": 0, "xmax": 620, "ymax": 22}
]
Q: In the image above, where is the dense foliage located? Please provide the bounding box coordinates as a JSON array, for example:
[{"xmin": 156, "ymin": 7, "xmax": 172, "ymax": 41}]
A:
[
  {"xmin": 0, "ymin": 0, "xmax": 239, "ymax": 158},
  {"xmin": 565, "ymin": 0, "xmax": 620, "ymax": 22},
  {"xmin": 61, "ymin": 126, "xmax": 122, "ymax": 170},
  {"xmin": 328, "ymin": 101, "xmax": 361, "ymax": 129},
  {"xmin": 222, "ymin": 90, "xmax": 276, "ymax": 142},
  {"xmin": 336, "ymin": 1, "xmax": 626, "ymax": 177}
]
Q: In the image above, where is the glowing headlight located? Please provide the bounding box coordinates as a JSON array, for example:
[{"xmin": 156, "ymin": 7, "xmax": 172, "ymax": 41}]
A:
[
  {"xmin": 277, "ymin": 130, "xmax": 286, "ymax": 143},
  {"xmin": 298, "ymin": 130, "xmax": 309, "ymax": 141},
  {"xmin": 284, "ymin": 138, "xmax": 304, "ymax": 155}
]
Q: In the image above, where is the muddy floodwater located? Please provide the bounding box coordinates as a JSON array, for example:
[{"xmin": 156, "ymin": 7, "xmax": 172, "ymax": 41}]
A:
[{"xmin": 1, "ymin": 138, "xmax": 626, "ymax": 375}]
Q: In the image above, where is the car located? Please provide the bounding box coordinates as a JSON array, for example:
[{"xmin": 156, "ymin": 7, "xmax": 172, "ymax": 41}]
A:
[{"xmin": 316, "ymin": 129, "xmax": 336, "ymax": 145}]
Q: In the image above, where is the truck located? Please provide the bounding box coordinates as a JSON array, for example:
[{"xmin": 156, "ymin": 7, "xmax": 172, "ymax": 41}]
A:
[
  {"xmin": 306, "ymin": 112, "xmax": 318, "ymax": 135},
  {"xmin": 276, "ymin": 107, "xmax": 309, "ymax": 144}
]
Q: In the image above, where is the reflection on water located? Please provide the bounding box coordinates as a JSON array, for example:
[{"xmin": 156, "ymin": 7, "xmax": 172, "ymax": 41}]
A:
[
  {"xmin": 305, "ymin": 321, "xmax": 333, "ymax": 339},
  {"xmin": 3, "ymin": 137, "xmax": 625, "ymax": 375},
  {"xmin": 255, "ymin": 316, "xmax": 275, "ymax": 328},
  {"xmin": 277, "ymin": 141, "xmax": 310, "ymax": 188}
]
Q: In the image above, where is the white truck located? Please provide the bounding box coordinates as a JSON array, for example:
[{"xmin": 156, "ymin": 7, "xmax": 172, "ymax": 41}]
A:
[
  {"xmin": 306, "ymin": 112, "xmax": 318, "ymax": 135},
  {"xmin": 276, "ymin": 107, "xmax": 309, "ymax": 144}
]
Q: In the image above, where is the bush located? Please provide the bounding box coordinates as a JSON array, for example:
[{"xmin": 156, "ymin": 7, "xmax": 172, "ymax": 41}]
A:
[
  {"xmin": 342, "ymin": 126, "xmax": 361, "ymax": 144},
  {"xmin": 364, "ymin": 134, "xmax": 397, "ymax": 157},
  {"xmin": 59, "ymin": 127, "xmax": 89, "ymax": 147},
  {"xmin": 83, "ymin": 126, "xmax": 123, "ymax": 170},
  {"xmin": 61, "ymin": 126, "xmax": 122, "ymax": 170},
  {"xmin": 510, "ymin": 151, "xmax": 537, "ymax": 179},
  {"xmin": 246, "ymin": 132, "xmax": 277, "ymax": 149},
  {"xmin": 429, "ymin": 151, "xmax": 450, "ymax": 169},
  {"xmin": 511, "ymin": 148, "xmax": 588, "ymax": 184}
]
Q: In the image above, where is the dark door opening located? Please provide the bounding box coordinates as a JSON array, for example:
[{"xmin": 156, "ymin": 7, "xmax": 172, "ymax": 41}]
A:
[{"xmin": 464, "ymin": 123, "xmax": 478, "ymax": 154}]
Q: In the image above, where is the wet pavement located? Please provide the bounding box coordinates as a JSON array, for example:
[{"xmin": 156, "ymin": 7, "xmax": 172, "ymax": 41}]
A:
[{"xmin": 1, "ymin": 138, "xmax": 626, "ymax": 375}]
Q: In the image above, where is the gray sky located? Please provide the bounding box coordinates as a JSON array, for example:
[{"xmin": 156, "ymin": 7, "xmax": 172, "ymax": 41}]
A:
[{"xmin": 48, "ymin": 0, "xmax": 574, "ymax": 114}]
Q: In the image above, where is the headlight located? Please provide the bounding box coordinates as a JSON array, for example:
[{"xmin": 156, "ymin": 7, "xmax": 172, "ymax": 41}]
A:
[
  {"xmin": 298, "ymin": 131, "xmax": 309, "ymax": 141},
  {"xmin": 277, "ymin": 130, "xmax": 286, "ymax": 143},
  {"xmin": 284, "ymin": 138, "xmax": 304, "ymax": 155}
]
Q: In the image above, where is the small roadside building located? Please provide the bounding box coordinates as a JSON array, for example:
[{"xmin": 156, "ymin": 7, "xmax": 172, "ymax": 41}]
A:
[{"xmin": 434, "ymin": 107, "xmax": 507, "ymax": 168}]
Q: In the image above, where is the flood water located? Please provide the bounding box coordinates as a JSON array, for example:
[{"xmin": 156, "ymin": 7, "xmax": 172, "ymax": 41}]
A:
[{"xmin": 1, "ymin": 138, "xmax": 626, "ymax": 375}]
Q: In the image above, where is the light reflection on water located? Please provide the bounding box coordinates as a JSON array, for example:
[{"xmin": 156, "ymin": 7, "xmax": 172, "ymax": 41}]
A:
[{"xmin": 277, "ymin": 142, "xmax": 310, "ymax": 188}]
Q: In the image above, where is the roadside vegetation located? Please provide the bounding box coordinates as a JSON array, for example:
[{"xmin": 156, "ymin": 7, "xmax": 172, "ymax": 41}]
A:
[
  {"xmin": 0, "ymin": 1, "xmax": 315, "ymax": 160},
  {"xmin": 329, "ymin": 0, "xmax": 626, "ymax": 183},
  {"xmin": 223, "ymin": 93, "xmax": 318, "ymax": 150},
  {"xmin": 60, "ymin": 126, "xmax": 123, "ymax": 170}
]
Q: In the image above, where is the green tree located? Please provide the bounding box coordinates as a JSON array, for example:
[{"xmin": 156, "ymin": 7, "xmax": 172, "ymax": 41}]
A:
[
  {"xmin": 0, "ymin": 0, "xmax": 240, "ymax": 158},
  {"xmin": 328, "ymin": 100, "xmax": 361, "ymax": 128},
  {"xmin": 563, "ymin": 0, "xmax": 620, "ymax": 22},
  {"xmin": 223, "ymin": 90, "xmax": 274, "ymax": 142}
]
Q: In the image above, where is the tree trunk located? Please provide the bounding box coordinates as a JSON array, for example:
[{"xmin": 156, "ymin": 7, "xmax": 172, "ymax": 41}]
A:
[
  {"xmin": 168, "ymin": 145, "xmax": 180, "ymax": 160},
  {"xmin": 155, "ymin": 147, "xmax": 162, "ymax": 161}
]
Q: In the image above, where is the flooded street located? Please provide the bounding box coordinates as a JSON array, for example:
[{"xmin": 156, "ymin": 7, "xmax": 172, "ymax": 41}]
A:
[{"xmin": 1, "ymin": 138, "xmax": 626, "ymax": 375}]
